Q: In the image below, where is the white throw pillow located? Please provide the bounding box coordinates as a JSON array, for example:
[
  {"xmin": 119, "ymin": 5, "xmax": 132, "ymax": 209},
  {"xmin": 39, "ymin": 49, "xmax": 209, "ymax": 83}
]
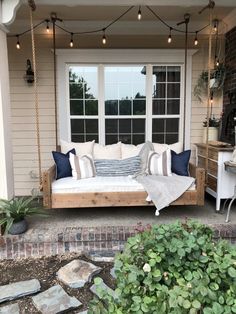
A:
[
  {"xmin": 69, "ymin": 153, "xmax": 95, "ymax": 179},
  {"xmin": 152, "ymin": 143, "xmax": 169, "ymax": 155},
  {"xmin": 121, "ymin": 143, "xmax": 144, "ymax": 159},
  {"xmin": 61, "ymin": 140, "xmax": 95, "ymax": 157},
  {"xmin": 93, "ymin": 142, "xmax": 121, "ymax": 159},
  {"xmin": 147, "ymin": 149, "xmax": 172, "ymax": 176},
  {"xmin": 169, "ymin": 142, "xmax": 183, "ymax": 154}
]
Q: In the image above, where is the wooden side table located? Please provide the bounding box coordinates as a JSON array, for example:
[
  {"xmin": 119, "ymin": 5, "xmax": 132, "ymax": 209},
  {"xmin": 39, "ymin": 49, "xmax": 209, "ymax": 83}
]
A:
[
  {"xmin": 195, "ymin": 143, "xmax": 235, "ymax": 211},
  {"xmin": 224, "ymin": 161, "xmax": 236, "ymax": 222}
]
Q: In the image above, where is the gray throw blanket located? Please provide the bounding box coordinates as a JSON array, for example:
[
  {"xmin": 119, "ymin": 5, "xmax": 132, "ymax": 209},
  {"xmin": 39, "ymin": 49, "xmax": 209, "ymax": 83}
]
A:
[{"xmin": 135, "ymin": 174, "xmax": 195, "ymax": 216}]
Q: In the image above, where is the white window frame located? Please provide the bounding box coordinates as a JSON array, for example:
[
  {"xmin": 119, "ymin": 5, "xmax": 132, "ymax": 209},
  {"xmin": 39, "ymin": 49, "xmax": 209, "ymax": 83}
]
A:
[{"xmin": 57, "ymin": 49, "xmax": 196, "ymax": 149}]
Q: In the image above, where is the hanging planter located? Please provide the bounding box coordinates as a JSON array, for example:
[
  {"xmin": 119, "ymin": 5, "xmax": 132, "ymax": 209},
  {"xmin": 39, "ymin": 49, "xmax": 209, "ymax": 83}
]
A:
[{"xmin": 194, "ymin": 63, "xmax": 226, "ymax": 103}]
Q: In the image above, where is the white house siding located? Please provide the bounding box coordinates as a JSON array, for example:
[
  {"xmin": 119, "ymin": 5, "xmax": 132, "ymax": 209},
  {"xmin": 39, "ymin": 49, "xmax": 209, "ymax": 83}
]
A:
[{"xmin": 7, "ymin": 34, "xmax": 223, "ymax": 196}]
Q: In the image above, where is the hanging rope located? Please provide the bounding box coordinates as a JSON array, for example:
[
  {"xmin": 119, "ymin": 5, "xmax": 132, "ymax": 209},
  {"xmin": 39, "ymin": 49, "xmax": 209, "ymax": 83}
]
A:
[
  {"xmin": 29, "ymin": 6, "xmax": 42, "ymax": 188},
  {"xmin": 205, "ymin": 3, "xmax": 214, "ymax": 186}
]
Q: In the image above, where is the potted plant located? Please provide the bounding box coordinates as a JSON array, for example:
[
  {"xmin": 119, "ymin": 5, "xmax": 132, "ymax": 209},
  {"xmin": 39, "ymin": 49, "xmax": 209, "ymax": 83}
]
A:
[
  {"xmin": 194, "ymin": 63, "xmax": 226, "ymax": 103},
  {"xmin": 0, "ymin": 197, "xmax": 47, "ymax": 235},
  {"xmin": 202, "ymin": 115, "xmax": 221, "ymax": 142}
]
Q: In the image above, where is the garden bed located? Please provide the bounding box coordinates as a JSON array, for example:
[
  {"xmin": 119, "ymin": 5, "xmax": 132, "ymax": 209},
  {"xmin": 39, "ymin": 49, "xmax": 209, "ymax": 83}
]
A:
[{"xmin": 0, "ymin": 252, "xmax": 114, "ymax": 313}]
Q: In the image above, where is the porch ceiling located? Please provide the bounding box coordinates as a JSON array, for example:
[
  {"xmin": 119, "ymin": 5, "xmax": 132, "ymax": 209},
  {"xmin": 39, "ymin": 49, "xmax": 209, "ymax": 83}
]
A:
[{"xmin": 8, "ymin": 2, "xmax": 236, "ymax": 36}]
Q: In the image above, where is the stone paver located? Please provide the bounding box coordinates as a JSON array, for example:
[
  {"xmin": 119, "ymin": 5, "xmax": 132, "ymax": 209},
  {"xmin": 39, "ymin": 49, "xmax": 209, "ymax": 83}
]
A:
[
  {"xmin": 0, "ymin": 279, "xmax": 40, "ymax": 303},
  {"xmin": 57, "ymin": 259, "xmax": 101, "ymax": 288},
  {"xmin": 110, "ymin": 267, "xmax": 116, "ymax": 279},
  {"xmin": 86, "ymin": 251, "xmax": 115, "ymax": 262},
  {"xmin": 0, "ymin": 303, "xmax": 20, "ymax": 314},
  {"xmin": 90, "ymin": 278, "xmax": 117, "ymax": 299},
  {"xmin": 32, "ymin": 285, "xmax": 81, "ymax": 314}
]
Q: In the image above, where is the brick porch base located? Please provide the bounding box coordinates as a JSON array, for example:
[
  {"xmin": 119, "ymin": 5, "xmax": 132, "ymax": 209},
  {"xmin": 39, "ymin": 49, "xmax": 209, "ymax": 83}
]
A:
[{"xmin": 0, "ymin": 224, "xmax": 236, "ymax": 260}]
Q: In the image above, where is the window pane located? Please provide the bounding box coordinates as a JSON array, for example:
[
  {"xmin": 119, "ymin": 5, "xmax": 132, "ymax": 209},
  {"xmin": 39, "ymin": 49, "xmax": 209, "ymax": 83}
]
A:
[
  {"xmin": 69, "ymin": 83, "xmax": 83, "ymax": 99},
  {"xmin": 119, "ymin": 119, "xmax": 131, "ymax": 133},
  {"xmin": 119, "ymin": 100, "xmax": 132, "ymax": 115},
  {"xmin": 167, "ymin": 83, "xmax": 180, "ymax": 98},
  {"xmin": 152, "ymin": 119, "xmax": 164, "ymax": 133},
  {"xmin": 71, "ymin": 135, "xmax": 84, "ymax": 142},
  {"xmin": 85, "ymin": 119, "xmax": 98, "ymax": 134},
  {"xmin": 106, "ymin": 135, "xmax": 118, "ymax": 144},
  {"xmin": 153, "ymin": 66, "xmax": 166, "ymax": 82},
  {"xmin": 167, "ymin": 66, "xmax": 180, "ymax": 82},
  {"xmin": 133, "ymin": 119, "xmax": 145, "ymax": 133},
  {"xmin": 119, "ymin": 134, "xmax": 131, "ymax": 144},
  {"xmin": 85, "ymin": 100, "xmax": 98, "ymax": 115},
  {"xmin": 133, "ymin": 134, "xmax": 145, "ymax": 145},
  {"xmin": 105, "ymin": 100, "xmax": 118, "ymax": 115},
  {"xmin": 86, "ymin": 134, "xmax": 98, "ymax": 142},
  {"xmin": 69, "ymin": 66, "xmax": 98, "ymax": 99},
  {"xmin": 71, "ymin": 119, "xmax": 84, "ymax": 133},
  {"xmin": 166, "ymin": 118, "xmax": 179, "ymax": 132},
  {"xmin": 105, "ymin": 119, "xmax": 118, "ymax": 133},
  {"xmin": 166, "ymin": 133, "xmax": 178, "ymax": 144},
  {"xmin": 152, "ymin": 133, "xmax": 164, "ymax": 143},
  {"xmin": 153, "ymin": 99, "xmax": 165, "ymax": 115},
  {"xmin": 133, "ymin": 99, "xmax": 146, "ymax": 115},
  {"xmin": 167, "ymin": 99, "xmax": 180, "ymax": 114},
  {"xmin": 154, "ymin": 83, "xmax": 166, "ymax": 98},
  {"xmin": 70, "ymin": 100, "xmax": 84, "ymax": 115}
]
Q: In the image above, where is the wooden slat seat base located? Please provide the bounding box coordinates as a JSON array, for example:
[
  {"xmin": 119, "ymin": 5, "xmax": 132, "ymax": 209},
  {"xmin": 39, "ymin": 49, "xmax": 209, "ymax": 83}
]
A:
[{"xmin": 43, "ymin": 163, "xmax": 205, "ymax": 209}]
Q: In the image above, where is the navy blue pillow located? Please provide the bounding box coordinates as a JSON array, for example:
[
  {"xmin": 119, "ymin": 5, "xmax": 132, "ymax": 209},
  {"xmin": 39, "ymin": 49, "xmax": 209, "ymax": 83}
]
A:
[
  {"xmin": 171, "ymin": 150, "xmax": 191, "ymax": 176},
  {"xmin": 52, "ymin": 149, "xmax": 76, "ymax": 180}
]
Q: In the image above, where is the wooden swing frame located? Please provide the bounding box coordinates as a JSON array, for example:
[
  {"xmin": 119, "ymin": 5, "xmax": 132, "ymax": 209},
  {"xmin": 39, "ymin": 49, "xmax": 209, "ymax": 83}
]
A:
[{"xmin": 28, "ymin": 1, "xmax": 211, "ymax": 210}]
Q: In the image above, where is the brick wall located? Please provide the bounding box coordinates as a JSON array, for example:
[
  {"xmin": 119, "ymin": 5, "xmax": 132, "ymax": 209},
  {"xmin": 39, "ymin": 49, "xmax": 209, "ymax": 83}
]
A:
[{"xmin": 223, "ymin": 26, "xmax": 236, "ymax": 107}]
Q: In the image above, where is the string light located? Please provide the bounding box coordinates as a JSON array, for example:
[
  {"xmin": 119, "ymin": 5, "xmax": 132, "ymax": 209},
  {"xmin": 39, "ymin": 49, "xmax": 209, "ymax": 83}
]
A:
[
  {"xmin": 216, "ymin": 58, "xmax": 220, "ymax": 66},
  {"xmin": 11, "ymin": 6, "xmax": 212, "ymax": 50},
  {"xmin": 138, "ymin": 6, "xmax": 142, "ymax": 20},
  {"xmin": 194, "ymin": 31, "xmax": 198, "ymax": 46},
  {"xmin": 70, "ymin": 33, "xmax": 74, "ymax": 48},
  {"xmin": 210, "ymin": 93, "xmax": 213, "ymax": 105},
  {"xmin": 168, "ymin": 27, "xmax": 172, "ymax": 44},
  {"xmin": 102, "ymin": 29, "xmax": 107, "ymax": 45},
  {"xmin": 46, "ymin": 20, "xmax": 50, "ymax": 33},
  {"xmin": 16, "ymin": 35, "xmax": 20, "ymax": 49}
]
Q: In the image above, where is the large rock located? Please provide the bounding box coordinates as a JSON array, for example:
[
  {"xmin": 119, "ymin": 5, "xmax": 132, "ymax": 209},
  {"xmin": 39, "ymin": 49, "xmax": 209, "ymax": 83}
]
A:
[
  {"xmin": 32, "ymin": 285, "xmax": 81, "ymax": 314},
  {"xmin": 0, "ymin": 279, "xmax": 40, "ymax": 303},
  {"xmin": 0, "ymin": 303, "xmax": 20, "ymax": 314},
  {"xmin": 57, "ymin": 259, "xmax": 101, "ymax": 288}
]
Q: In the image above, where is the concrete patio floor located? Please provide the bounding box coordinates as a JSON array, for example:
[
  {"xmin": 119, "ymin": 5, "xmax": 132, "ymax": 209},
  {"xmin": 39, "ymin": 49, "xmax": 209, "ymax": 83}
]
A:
[{"xmin": 28, "ymin": 194, "xmax": 236, "ymax": 231}]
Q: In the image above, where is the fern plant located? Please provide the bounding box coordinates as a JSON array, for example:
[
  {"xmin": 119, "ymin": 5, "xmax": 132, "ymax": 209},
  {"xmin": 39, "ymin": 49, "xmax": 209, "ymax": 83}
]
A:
[{"xmin": 0, "ymin": 197, "xmax": 47, "ymax": 234}]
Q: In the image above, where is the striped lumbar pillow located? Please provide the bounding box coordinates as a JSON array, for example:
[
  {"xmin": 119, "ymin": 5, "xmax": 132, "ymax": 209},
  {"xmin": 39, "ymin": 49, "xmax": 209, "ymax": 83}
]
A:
[
  {"xmin": 147, "ymin": 149, "xmax": 172, "ymax": 176},
  {"xmin": 95, "ymin": 156, "xmax": 141, "ymax": 177},
  {"xmin": 69, "ymin": 153, "xmax": 95, "ymax": 179}
]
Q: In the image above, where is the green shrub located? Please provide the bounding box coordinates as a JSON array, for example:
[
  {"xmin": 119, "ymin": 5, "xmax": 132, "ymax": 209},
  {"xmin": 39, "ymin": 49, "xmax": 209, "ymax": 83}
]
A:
[{"xmin": 89, "ymin": 221, "xmax": 236, "ymax": 314}]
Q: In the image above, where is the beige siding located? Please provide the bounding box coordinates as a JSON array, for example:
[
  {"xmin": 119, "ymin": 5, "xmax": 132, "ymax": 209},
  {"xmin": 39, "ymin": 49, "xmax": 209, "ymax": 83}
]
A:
[{"xmin": 7, "ymin": 34, "xmax": 223, "ymax": 195}]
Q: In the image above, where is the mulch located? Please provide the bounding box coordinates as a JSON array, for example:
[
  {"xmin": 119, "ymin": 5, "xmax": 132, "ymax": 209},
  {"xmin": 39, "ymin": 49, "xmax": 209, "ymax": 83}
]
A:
[{"xmin": 0, "ymin": 252, "xmax": 115, "ymax": 313}]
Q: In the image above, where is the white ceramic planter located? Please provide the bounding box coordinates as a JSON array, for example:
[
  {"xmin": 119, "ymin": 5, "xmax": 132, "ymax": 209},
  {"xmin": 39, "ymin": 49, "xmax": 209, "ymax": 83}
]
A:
[{"xmin": 203, "ymin": 127, "xmax": 218, "ymax": 143}]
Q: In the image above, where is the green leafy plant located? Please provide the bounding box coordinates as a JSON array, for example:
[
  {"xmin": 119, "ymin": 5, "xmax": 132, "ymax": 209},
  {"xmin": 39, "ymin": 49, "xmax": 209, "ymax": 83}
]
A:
[
  {"xmin": 0, "ymin": 197, "xmax": 47, "ymax": 234},
  {"xmin": 194, "ymin": 63, "xmax": 225, "ymax": 103},
  {"xmin": 203, "ymin": 116, "xmax": 221, "ymax": 127},
  {"xmin": 89, "ymin": 221, "xmax": 236, "ymax": 314}
]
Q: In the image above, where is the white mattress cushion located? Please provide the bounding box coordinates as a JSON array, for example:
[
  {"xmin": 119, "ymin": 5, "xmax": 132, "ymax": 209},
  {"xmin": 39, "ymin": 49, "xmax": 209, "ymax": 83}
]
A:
[
  {"xmin": 52, "ymin": 176, "xmax": 196, "ymax": 194},
  {"xmin": 61, "ymin": 140, "xmax": 95, "ymax": 157}
]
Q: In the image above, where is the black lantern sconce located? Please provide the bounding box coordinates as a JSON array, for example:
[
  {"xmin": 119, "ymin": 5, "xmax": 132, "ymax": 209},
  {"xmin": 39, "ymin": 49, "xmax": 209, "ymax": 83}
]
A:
[{"xmin": 24, "ymin": 59, "xmax": 34, "ymax": 84}]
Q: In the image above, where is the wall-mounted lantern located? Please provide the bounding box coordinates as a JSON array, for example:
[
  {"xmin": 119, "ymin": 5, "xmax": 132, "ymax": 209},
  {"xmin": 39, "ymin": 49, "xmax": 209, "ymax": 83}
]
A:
[{"xmin": 24, "ymin": 59, "xmax": 34, "ymax": 84}]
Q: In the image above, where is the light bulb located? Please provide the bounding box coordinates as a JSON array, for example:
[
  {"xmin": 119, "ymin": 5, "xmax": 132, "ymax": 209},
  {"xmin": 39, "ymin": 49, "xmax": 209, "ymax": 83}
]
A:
[
  {"xmin": 168, "ymin": 28, "xmax": 172, "ymax": 44},
  {"xmin": 102, "ymin": 30, "xmax": 106, "ymax": 45},
  {"xmin": 194, "ymin": 32, "xmax": 198, "ymax": 46},
  {"xmin": 46, "ymin": 24, "xmax": 50, "ymax": 33},
  {"xmin": 70, "ymin": 33, "xmax": 74, "ymax": 48},
  {"xmin": 216, "ymin": 59, "xmax": 219, "ymax": 67},
  {"xmin": 213, "ymin": 20, "xmax": 218, "ymax": 32},
  {"xmin": 138, "ymin": 6, "xmax": 142, "ymax": 20},
  {"xmin": 16, "ymin": 36, "xmax": 20, "ymax": 49}
]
